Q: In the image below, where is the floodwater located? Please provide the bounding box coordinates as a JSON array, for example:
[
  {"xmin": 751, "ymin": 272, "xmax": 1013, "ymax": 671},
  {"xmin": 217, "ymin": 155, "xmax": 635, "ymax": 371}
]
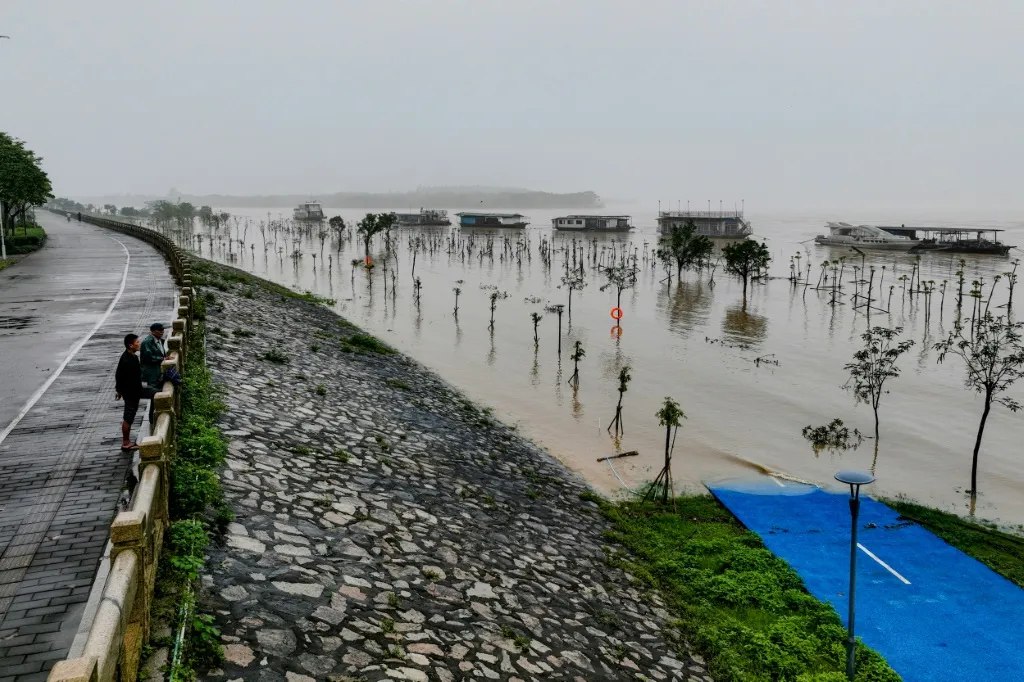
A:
[{"xmin": 167, "ymin": 206, "xmax": 1024, "ymax": 525}]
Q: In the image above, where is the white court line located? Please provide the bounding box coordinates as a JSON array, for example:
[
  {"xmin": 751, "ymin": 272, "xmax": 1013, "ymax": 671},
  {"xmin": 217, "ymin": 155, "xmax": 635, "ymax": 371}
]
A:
[
  {"xmin": 858, "ymin": 542, "xmax": 911, "ymax": 585},
  {"xmin": 0, "ymin": 236, "xmax": 131, "ymax": 446}
]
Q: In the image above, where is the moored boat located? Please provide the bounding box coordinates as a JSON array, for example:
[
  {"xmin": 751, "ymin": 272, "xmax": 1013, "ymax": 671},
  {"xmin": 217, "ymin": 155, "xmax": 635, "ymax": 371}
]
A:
[
  {"xmin": 552, "ymin": 215, "xmax": 633, "ymax": 232},
  {"xmin": 814, "ymin": 222, "xmax": 918, "ymax": 250},
  {"xmin": 879, "ymin": 226, "xmax": 1014, "ymax": 255},
  {"xmin": 293, "ymin": 201, "xmax": 325, "ymax": 222},
  {"xmin": 394, "ymin": 208, "xmax": 451, "ymax": 227},
  {"xmin": 456, "ymin": 212, "xmax": 528, "ymax": 229},
  {"xmin": 657, "ymin": 210, "xmax": 752, "ymax": 238}
]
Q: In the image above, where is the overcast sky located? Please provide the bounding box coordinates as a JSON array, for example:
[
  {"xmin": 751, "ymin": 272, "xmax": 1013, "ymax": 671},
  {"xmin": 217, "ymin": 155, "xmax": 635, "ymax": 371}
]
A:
[{"xmin": 2, "ymin": 1, "xmax": 1022, "ymax": 211}]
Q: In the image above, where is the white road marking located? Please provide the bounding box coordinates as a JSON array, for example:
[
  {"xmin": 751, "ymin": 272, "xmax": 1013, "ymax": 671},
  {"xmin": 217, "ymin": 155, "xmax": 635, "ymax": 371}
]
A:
[
  {"xmin": 858, "ymin": 542, "xmax": 911, "ymax": 584},
  {"xmin": 0, "ymin": 236, "xmax": 131, "ymax": 446},
  {"xmin": 771, "ymin": 476, "xmax": 786, "ymax": 487}
]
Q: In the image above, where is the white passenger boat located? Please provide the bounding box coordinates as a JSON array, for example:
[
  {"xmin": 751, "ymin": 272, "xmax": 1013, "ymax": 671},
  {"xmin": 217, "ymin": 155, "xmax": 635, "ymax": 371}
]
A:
[
  {"xmin": 552, "ymin": 215, "xmax": 633, "ymax": 232},
  {"xmin": 814, "ymin": 222, "xmax": 918, "ymax": 250}
]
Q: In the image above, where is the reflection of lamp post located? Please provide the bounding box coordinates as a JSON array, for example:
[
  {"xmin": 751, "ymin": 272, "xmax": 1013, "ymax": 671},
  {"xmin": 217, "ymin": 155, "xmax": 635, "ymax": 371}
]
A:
[{"xmin": 835, "ymin": 470, "xmax": 875, "ymax": 680}]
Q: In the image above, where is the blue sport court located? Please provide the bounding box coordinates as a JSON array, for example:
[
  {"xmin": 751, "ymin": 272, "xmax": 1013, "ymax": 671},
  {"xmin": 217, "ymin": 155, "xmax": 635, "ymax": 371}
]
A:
[{"xmin": 707, "ymin": 478, "xmax": 1024, "ymax": 681}]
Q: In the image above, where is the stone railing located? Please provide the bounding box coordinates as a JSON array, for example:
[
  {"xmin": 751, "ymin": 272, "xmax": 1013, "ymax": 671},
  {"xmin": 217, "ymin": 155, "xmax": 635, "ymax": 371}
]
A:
[{"xmin": 47, "ymin": 211, "xmax": 193, "ymax": 682}]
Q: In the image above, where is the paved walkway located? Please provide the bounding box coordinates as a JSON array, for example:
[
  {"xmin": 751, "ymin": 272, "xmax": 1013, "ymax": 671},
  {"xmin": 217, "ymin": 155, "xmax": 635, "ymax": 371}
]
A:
[{"xmin": 0, "ymin": 213, "xmax": 176, "ymax": 681}]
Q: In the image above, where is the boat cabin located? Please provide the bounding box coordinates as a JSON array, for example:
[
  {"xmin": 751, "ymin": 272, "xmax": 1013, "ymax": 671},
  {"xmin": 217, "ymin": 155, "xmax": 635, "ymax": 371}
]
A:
[
  {"xmin": 552, "ymin": 215, "xmax": 632, "ymax": 231},
  {"xmin": 456, "ymin": 212, "xmax": 528, "ymax": 228},
  {"xmin": 657, "ymin": 210, "xmax": 752, "ymax": 238}
]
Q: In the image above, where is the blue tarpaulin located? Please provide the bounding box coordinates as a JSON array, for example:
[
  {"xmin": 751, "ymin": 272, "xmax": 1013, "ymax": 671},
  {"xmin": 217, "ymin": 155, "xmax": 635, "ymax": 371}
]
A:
[{"xmin": 708, "ymin": 479, "xmax": 1024, "ymax": 681}]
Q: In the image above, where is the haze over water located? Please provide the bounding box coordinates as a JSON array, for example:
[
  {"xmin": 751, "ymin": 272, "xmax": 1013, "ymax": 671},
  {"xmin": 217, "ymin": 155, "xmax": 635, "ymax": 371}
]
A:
[{"xmin": 176, "ymin": 207, "xmax": 1024, "ymax": 526}]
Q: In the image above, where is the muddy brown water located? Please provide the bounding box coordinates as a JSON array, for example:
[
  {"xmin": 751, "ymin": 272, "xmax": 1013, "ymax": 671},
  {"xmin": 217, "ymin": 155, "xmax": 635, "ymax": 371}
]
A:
[{"xmin": 171, "ymin": 207, "xmax": 1024, "ymax": 526}]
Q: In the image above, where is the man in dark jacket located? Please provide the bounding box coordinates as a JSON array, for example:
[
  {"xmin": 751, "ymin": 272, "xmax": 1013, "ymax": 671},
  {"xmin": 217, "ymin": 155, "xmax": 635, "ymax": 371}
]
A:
[{"xmin": 115, "ymin": 333, "xmax": 156, "ymax": 450}]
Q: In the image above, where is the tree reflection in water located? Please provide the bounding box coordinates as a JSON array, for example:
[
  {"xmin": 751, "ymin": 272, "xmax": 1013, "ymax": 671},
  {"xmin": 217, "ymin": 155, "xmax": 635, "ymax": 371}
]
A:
[
  {"xmin": 722, "ymin": 304, "xmax": 769, "ymax": 345},
  {"xmin": 660, "ymin": 276, "xmax": 714, "ymax": 338}
]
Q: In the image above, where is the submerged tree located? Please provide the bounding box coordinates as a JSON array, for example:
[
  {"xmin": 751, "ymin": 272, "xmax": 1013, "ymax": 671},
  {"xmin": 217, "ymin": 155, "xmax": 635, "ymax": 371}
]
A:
[
  {"xmin": 453, "ymin": 280, "xmax": 463, "ymax": 317},
  {"xmin": 568, "ymin": 340, "xmax": 585, "ymax": 387},
  {"xmin": 802, "ymin": 418, "xmax": 864, "ymax": 455},
  {"xmin": 607, "ymin": 365, "xmax": 632, "ymax": 435},
  {"xmin": 599, "ymin": 262, "xmax": 639, "ymax": 313},
  {"xmin": 560, "ymin": 270, "xmax": 587, "ymax": 320},
  {"xmin": 658, "ymin": 219, "xmax": 714, "ymax": 280},
  {"xmin": 356, "ymin": 212, "xmax": 396, "ymax": 264},
  {"xmin": 643, "ymin": 397, "xmax": 686, "ymax": 506},
  {"xmin": 935, "ymin": 313, "xmax": 1024, "ymax": 498},
  {"xmin": 844, "ymin": 326, "xmax": 914, "ymax": 442},
  {"xmin": 531, "ymin": 311, "xmax": 542, "ymax": 348},
  {"xmin": 487, "ymin": 290, "xmax": 509, "ymax": 330},
  {"xmin": 722, "ymin": 239, "xmax": 771, "ymax": 301}
]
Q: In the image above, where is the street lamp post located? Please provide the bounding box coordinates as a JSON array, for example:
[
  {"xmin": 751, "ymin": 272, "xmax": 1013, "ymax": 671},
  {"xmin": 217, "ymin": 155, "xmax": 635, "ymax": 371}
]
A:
[{"xmin": 835, "ymin": 470, "xmax": 875, "ymax": 680}]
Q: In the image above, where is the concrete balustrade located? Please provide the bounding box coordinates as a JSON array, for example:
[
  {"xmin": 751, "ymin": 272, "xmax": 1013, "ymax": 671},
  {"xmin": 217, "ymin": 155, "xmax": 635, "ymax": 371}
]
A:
[{"xmin": 46, "ymin": 212, "xmax": 196, "ymax": 682}]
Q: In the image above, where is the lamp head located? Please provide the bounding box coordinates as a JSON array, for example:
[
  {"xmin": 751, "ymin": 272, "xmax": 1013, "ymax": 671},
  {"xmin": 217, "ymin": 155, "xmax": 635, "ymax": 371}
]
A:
[{"xmin": 835, "ymin": 470, "xmax": 875, "ymax": 487}]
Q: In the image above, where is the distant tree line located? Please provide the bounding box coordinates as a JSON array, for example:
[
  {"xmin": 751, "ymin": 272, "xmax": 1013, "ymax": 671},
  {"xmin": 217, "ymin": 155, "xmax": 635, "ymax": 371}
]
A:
[{"xmin": 78, "ymin": 189, "xmax": 605, "ymax": 210}]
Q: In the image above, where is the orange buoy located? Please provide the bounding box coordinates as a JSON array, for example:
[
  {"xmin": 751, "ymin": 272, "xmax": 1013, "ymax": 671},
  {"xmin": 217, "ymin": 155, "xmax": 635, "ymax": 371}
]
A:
[
  {"xmin": 364, "ymin": 255, "xmax": 374, "ymax": 266},
  {"xmin": 610, "ymin": 325, "xmax": 623, "ymax": 337},
  {"xmin": 610, "ymin": 306, "xmax": 623, "ymax": 320}
]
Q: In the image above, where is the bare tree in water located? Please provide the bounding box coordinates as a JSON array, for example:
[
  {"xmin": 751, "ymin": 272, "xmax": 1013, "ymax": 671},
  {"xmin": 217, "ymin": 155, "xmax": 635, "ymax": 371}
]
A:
[{"xmin": 607, "ymin": 365, "xmax": 632, "ymax": 435}]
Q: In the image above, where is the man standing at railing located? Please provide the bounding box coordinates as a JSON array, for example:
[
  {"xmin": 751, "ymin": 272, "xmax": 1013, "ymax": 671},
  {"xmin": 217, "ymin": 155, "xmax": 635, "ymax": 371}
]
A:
[
  {"xmin": 140, "ymin": 322, "xmax": 168, "ymax": 424},
  {"xmin": 115, "ymin": 333, "xmax": 156, "ymax": 450}
]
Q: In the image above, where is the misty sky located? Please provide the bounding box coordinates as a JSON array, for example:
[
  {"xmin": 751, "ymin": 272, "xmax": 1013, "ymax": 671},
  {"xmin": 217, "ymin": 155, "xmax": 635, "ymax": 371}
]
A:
[{"xmin": 2, "ymin": 1, "xmax": 1022, "ymax": 211}]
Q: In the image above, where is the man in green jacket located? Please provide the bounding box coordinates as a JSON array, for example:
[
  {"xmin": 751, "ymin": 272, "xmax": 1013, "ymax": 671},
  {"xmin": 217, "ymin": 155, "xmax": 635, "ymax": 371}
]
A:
[{"xmin": 140, "ymin": 322, "xmax": 168, "ymax": 427}]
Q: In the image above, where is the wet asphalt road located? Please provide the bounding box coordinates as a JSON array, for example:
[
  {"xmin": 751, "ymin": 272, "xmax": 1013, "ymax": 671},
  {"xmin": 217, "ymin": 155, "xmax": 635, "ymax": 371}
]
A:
[{"xmin": 0, "ymin": 213, "xmax": 128, "ymax": 432}]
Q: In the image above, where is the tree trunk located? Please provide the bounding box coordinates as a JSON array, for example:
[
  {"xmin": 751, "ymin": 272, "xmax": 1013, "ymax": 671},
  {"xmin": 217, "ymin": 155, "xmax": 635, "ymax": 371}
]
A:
[
  {"xmin": 873, "ymin": 402, "xmax": 880, "ymax": 442},
  {"xmin": 741, "ymin": 272, "xmax": 748, "ymax": 300},
  {"xmin": 662, "ymin": 425, "xmax": 671, "ymax": 504},
  {"xmin": 971, "ymin": 395, "xmax": 992, "ymax": 495}
]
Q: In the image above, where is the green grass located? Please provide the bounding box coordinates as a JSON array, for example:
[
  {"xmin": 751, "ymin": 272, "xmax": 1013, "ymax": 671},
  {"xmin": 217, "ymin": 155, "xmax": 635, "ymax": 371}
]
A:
[
  {"xmin": 0, "ymin": 259, "xmax": 15, "ymax": 272},
  {"xmin": 886, "ymin": 499, "xmax": 1024, "ymax": 588},
  {"xmin": 596, "ymin": 494, "xmax": 899, "ymax": 682},
  {"xmin": 191, "ymin": 259, "xmax": 334, "ymax": 305},
  {"xmin": 342, "ymin": 333, "xmax": 394, "ymax": 355}
]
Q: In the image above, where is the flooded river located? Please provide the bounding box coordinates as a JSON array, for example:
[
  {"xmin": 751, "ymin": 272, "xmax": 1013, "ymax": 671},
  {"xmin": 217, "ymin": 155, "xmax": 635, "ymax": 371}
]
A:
[{"xmin": 169, "ymin": 206, "xmax": 1023, "ymax": 525}]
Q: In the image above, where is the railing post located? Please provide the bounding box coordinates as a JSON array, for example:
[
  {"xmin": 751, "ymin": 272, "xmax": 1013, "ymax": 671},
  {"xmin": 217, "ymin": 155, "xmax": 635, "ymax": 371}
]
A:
[
  {"xmin": 47, "ymin": 658, "xmax": 99, "ymax": 682},
  {"xmin": 139, "ymin": 427, "xmax": 169, "ymax": 531},
  {"xmin": 110, "ymin": 513, "xmax": 147, "ymax": 682}
]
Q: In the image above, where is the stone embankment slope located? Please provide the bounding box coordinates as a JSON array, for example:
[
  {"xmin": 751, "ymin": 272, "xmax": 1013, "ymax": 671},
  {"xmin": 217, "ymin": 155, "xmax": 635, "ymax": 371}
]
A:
[{"xmin": 201, "ymin": 265, "xmax": 712, "ymax": 682}]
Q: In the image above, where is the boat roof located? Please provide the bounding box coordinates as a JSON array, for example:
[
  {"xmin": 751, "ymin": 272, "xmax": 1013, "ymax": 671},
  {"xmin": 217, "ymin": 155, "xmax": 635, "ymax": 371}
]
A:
[
  {"xmin": 556, "ymin": 214, "xmax": 631, "ymax": 219},
  {"xmin": 879, "ymin": 226, "xmax": 1005, "ymax": 234},
  {"xmin": 455, "ymin": 212, "xmax": 525, "ymax": 218}
]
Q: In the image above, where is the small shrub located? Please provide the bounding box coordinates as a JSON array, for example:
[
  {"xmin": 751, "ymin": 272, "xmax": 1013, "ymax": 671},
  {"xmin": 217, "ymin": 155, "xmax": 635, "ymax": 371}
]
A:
[
  {"xmin": 261, "ymin": 347, "xmax": 289, "ymax": 364},
  {"xmin": 386, "ymin": 378, "xmax": 411, "ymax": 391},
  {"xmin": 232, "ymin": 328, "xmax": 255, "ymax": 338},
  {"xmin": 332, "ymin": 449, "xmax": 351, "ymax": 463},
  {"xmin": 315, "ymin": 384, "xmax": 327, "ymax": 396},
  {"xmin": 311, "ymin": 343, "xmax": 321, "ymax": 353}
]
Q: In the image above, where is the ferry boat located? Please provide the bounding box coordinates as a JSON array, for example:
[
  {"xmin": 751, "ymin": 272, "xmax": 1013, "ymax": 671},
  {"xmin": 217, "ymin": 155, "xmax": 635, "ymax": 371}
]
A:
[
  {"xmin": 456, "ymin": 212, "xmax": 528, "ymax": 229},
  {"xmin": 552, "ymin": 215, "xmax": 633, "ymax": 232},
  {"xmin": 814, "ymin": 222, "xmax": 917, "ymax": 251},
  {"xmin": 393, "ymin": 208, "xmax": 451, "ymax": 227},
  {"xmin": 293, "ymin": 201, "xmax": 325, "ymax": 222},
  {"xmin": 879, "ymin": 226, "xmax": 1014, "ymax": 255},
  {"xmin": 657, "ymin": 210, "xmax": 752, "ymax": 238}
]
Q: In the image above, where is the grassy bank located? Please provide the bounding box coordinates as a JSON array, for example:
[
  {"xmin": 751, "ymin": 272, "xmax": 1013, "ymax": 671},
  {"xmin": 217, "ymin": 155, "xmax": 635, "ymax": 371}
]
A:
[
  {"xmin": 886, "ymin": 499, "xmax": 1024, "ymax": 588},
  {"xmin": 593, "ymin": 493, "xmax": 899, "ymax": 682},
  {"xmin": 148, "ymin": 292, "xmax": 229, "ymax": 680},
  {"xmin": 3, "ymin": 224, "xmax": 46, "ymax": 255}
]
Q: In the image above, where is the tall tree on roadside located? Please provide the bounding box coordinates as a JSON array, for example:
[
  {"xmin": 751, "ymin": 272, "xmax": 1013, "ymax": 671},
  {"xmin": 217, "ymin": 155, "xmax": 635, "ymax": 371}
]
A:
[
  {"xmin": 722, "ymin": 239, "xmax": 771, "ymax": 302},
  {"xmin": 844, "ymin": 326, "xmax": 914, "ymax": 442},
  {"xmin": 658, "ymin": 219, "xmax": 714, "ymax": 280},
  {"xmin": 0, "ymin": 133, "xmax": 53, "ymax": 245},
  {"xmin": 935, "ymin": 313, "xmax": 1024, "ymax": 498}
]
